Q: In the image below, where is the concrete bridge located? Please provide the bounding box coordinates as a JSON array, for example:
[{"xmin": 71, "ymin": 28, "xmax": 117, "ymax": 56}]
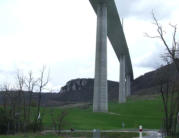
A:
[{"xmin": 89, "ymin": 0, "xmax": 133, "ymax": 112}]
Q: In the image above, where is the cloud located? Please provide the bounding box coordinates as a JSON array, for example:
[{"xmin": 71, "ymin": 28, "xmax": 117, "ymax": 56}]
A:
[
  {"xmin": 0, "ymin": 0, "xmax": 19, "ymax": 36},
  {"xmin": 134, "ymin": 47, "xmax": 164, "ymax": 69},
  {"xmin": 133, "ymin": 66, "xmax": 155, "ymax": 78},
  {"xmin": 115, "ymin": 0, "xmax": 178, "ymax": 20},
  {"xmin": 0, "ymin": 0, "xmax": 178, "ymax": 89}
]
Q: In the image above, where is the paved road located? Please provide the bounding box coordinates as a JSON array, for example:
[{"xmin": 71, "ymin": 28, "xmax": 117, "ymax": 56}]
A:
[
  {"xmin": 142, "ymin": 131, "xmax": 162, "ymax": 138},
  {"xmin": 42, "ymin": 129, "xmax": 163, "ymax": 138}
]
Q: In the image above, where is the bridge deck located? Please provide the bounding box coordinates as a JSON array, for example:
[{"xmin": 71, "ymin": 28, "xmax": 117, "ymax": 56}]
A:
[{"xmin": 89, "ymin": 0, "xmax": 133, "ymax": 79}]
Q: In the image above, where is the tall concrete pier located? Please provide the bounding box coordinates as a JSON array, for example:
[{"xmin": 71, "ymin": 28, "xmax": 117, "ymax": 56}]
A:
[
  {"xmin": 89, "ymin": 0, "xmax": 133, "ymax": 112},
  {"xmin": 119, "ymin": 55, "xmax": 126, "ymax": 103},
  {"xmin": 126, "ymin": 75, "xmax": 131, "ymax": 96},
  {"xmin": 93, "ymin": 3, "xmax": 108, "ymax": 112}
]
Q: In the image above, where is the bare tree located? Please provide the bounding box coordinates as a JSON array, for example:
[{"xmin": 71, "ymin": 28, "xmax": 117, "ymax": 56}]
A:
[
  {"xmin": 50, "ymin": 109, "xmax": 68, "ymax": 134},
  {"xmin": 0, "ymin": 82, "xmax": 21, "ymax": 133},
  {"xmin": 0, "ymin": 67, "xmax": 51, "ymax": 133},
  {"xmin": 24, "ymin": 71, "xmax": 38, "ymax": 122},
  {"xmin": 0, "ymin": 83, "xmax": 11, "ymax": 112},
  {"xmin": 16, "ymin": 70, "xmax": 25, "ymax": 109},
  {"xmin": 16, "ymin": 70, "xmax": 26, "ymax": 131},
  {"xmin": 145, "ymin": 11, "xmax": 179, "ymax": 71},
  {"xmin": 156, "ymin": 65, "xmax": 177, "ymax": 136},
  {"xmin": 35, "ymin": 66, "xmax": 49, "ymax": 129},
  {"xmin": 146, "ymin": 12, "xmax": 179, "ymax": 137}
]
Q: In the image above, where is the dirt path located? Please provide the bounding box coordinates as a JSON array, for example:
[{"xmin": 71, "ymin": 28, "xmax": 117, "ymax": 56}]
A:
[{"xmin": 59, "ymin": 103, "xmax": 90, "ymax": 108}]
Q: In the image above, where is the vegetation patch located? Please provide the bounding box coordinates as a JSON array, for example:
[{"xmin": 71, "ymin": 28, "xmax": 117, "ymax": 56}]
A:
[
  {"xmin": 0, "ymin": 94, "xmax": 164, "ymax": 134},
  {"xmin": 0, "ymin": 132, "xmax": 138, "ymax": 138},
  {"xmin": 40, "ymin": 94, "xmax": 163, "ymax": 130}
]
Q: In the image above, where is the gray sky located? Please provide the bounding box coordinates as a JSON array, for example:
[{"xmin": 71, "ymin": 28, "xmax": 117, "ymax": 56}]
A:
[{"xmin": 0, "ymin": 0, "xmax": 179, "ymax": 91}]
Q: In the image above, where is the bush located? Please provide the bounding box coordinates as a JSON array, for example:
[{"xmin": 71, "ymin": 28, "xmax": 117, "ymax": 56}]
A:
[
  {"xmin": 26, "ymin": 119, "xmax": 43, "ymax": 132},
  {"xmin": 50, "ymin": 110, "xmax": 68, "ymax": 134},
  {"xmin": 0, "ymin": 107, "xmax": 44, "ymax": 133},
  {"xmin": 0, "ymin": 108, "xmax": 15, "ymax": 134},
  {"xmin": 30, "ymin": 100, "xmax": 37, "ymax": 107},
  {"xmin": 0, "ymin": 108, "xmax": 9, "ymax": 134}
]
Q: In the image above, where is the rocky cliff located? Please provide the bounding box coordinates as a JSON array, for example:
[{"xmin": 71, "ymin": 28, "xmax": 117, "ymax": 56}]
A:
[
  {"xmin": 60, "ymin": 79, "xmax": 88, "ymax": 93},
  {"xmin": 59, "ymin": 78, "xmax": 119, "ymax": 102}
]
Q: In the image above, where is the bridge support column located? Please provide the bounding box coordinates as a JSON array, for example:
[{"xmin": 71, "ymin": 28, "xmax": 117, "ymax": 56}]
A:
[
  {"xmin": 93, "ymin": 3, "xmax": 108, "ymax": 112},
  {"xmin": 119, "ymin": 55, "xmax": 126, "ymax": 103},
  {"xmin": 126, "ymin": 75, "xmax": 131, "ymax": 96}
]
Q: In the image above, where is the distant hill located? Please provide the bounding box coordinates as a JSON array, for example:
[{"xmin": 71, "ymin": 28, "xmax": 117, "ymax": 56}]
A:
[
  {"xmin": 0, "ymin": 63, "xmax": 178, "ymax": 106},
  {"xmin": 132, "ymin": 63, "xmax": 179, "ymax": 94},
  {"xmin": 0, "ymin": 79, "xmax": 119, "ymax": 106},
  {"xmin": 58, "ymin": 63, "xmax": 179, "ymax": 101}
]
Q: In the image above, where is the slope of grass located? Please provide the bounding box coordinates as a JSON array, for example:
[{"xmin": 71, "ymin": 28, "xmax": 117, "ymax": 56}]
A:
[{"xmin": 39, "ymin": 94, "xmax": 163, "ymax": 130}]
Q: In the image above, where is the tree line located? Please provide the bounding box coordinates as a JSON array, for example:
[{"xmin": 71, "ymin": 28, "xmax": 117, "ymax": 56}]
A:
[{"xmin": 0, "ymin": 66, "xmax": 49, "ymax": 133}]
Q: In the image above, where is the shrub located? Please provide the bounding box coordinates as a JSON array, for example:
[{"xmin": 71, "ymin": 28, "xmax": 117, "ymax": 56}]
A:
[
  {"xmin": 0, "ymin": 108, "xmax": 9, "ymax": 134},
  {"xmin": 0, "ymin": 108, "xmax": 15, "ymax": 134},
  {"xmin": 27, "ymin": 119, "xmax": 43, "ymax": 132}
]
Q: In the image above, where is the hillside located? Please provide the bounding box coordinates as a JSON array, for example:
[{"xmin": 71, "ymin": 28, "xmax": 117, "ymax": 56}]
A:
[
  {"xmin": 58, "ymin": 63, "xmax": 179, "ymax": 102},
  {"xmin": 0, "ymin": 63, "xmax": 178, "ymax": 106},
  {"xmin": 42, "ymin": 95, "xmax": 163, "ymax": 130},
  {"xmin": 132, "ymin": 63, "xmax": 179, "ymax": 94}
]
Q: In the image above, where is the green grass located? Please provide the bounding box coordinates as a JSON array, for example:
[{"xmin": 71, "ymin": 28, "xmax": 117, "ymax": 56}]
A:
[
  {"xmin": 0, "ymin": 94, "xmax": 163, "ymax": 137},
  {"xmin": 2, "ymin": 94, "xmax": 163, "ymax": 131},
  {"xmin": 0, "ymin": 132, "xmax": 139, "ymax": 138},
  {"xmin": 0, "ymin": 133, "xmax": 63, "ymax": 138},
  {"xmin": 39, "ymin": 94, "xmax": 163, "ymax": 130}
]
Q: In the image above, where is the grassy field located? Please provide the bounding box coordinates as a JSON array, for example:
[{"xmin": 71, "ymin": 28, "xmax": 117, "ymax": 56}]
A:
[
  {"xmin": 0, "ymin": 132, "xmax": 139, "ymax": 138},
  {"xmin": 38, "ymin": 94, "xmax": 164, "ymax": 130},
  {"xmin": 0, "ymin": 94, "xmax": 163, "ymax": 137}
]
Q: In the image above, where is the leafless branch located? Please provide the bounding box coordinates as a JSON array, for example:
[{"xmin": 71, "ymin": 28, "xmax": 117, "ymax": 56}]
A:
[
  {"xmin": 144, "ymin": 32, "xmax": 160, "ymax": 38},
  {"xmin": 36, "ymin": 66, "xmax": 50, "ymax": 124},
  {"xmin": 38, "ymin": 66, "xmax": 50, "ymax": 92},
  {"xmin": 16, "ymin": 70, "xmax": 25, "ymax": 91}
]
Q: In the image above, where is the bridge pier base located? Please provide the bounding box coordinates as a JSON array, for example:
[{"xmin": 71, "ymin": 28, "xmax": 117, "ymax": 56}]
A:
[{"xmin": 93, "ymin": 3, "xmax": 108, "ymax": 112}]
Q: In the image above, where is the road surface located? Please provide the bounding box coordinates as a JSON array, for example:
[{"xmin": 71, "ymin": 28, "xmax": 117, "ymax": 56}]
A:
[
  {"xmin": 42, "ymin": 129, "xmax": 163, "ymax": 138},
  {"xmin": 142, "ymin": 131, "xmax": 162, "ymax": 138}
]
